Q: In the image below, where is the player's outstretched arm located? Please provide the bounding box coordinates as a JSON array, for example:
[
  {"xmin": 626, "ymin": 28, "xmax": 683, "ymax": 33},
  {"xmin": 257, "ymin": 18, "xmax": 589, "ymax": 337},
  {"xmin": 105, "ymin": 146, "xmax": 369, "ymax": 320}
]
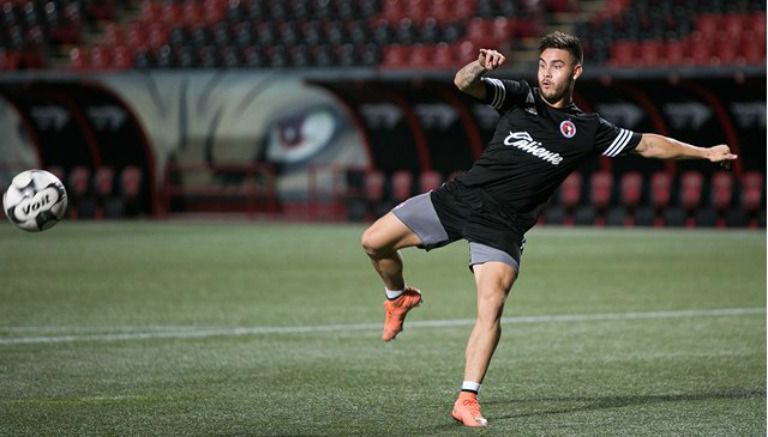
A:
[
  {"xmin": 634, "ymin": 133, "xmax": 738, "ymax": 165},
  {"xmin": 454, "ymin": 49, "xmax": 506, "ymax": 100}
]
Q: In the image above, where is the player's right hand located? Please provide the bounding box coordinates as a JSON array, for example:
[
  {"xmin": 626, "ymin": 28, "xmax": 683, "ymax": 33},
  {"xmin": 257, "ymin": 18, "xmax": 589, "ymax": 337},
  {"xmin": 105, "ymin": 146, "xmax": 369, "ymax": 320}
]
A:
[{"xmin": 478, "ymin": 49, "xmax": 506, "ymax": 70}]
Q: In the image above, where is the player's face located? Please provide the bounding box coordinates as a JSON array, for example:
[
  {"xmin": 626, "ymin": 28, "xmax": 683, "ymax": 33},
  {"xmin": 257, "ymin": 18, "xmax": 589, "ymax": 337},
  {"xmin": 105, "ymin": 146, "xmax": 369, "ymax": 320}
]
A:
[{"xmin": 537, "ymin": 48, "xmax": 581, "ymax": 107}]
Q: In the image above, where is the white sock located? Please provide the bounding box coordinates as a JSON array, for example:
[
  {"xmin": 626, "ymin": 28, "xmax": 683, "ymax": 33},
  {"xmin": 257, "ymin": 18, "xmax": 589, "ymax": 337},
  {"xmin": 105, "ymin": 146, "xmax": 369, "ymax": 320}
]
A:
[
  {"xmin": 461, "ymin": 381, "xmax": 481, "ymax": 394},
  {"xmin": 385, "ymin": 287, "xmax": 404, "ymax": 299}
]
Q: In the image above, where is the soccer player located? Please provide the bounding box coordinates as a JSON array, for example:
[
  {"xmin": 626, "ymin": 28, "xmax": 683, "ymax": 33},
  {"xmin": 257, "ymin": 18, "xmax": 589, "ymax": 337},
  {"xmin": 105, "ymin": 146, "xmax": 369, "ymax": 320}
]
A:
[{"xmin": 360, "ymin": 31, "xmax": 737, "ymax": 427}]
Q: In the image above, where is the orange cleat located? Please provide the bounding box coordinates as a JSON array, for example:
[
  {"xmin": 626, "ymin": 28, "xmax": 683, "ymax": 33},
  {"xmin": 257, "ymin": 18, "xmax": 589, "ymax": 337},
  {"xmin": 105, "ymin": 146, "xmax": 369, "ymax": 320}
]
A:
[
  {"xmin": 451, "ymin": 392, "xmax": 488, "ymax": 427},
  {"xmin": 381, "ymin": 287, "xmax": 422, "ymax": 342}
]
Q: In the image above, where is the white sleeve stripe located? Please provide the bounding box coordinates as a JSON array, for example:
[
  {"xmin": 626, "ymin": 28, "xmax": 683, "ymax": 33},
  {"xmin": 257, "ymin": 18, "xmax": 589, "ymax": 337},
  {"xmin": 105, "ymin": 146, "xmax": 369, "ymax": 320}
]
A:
[
  {"xmin": 603, "ymin": 128, "xmax": 631, "ymax": 157},
  {"xmin": 603, "ymin": 128, "xmax": 627, "ymax": 156},
  {"xmin": 484, "ymin": 78, "xmax": 505, "ymax": 109},
  {"xmin": 609, "ymin": 129, "xmax": 633, "ymax": 157}
]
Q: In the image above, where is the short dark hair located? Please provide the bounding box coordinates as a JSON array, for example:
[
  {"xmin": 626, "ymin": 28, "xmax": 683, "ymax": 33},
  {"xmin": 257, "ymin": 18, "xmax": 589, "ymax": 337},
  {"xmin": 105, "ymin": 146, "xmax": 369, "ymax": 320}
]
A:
[{"xmin": 539, "ymin": 31, "xmax": 583, "ymax": 65}]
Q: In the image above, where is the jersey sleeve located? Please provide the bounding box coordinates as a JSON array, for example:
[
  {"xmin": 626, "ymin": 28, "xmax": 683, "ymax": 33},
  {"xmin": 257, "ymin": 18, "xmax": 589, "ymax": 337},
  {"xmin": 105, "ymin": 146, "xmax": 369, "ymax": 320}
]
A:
[
  {"xmin": 594, "ymin": 116, "xmax": 642, "ymax": 158},
  {"xmin": 480, "ymin": 78, "xmax": 530, "ymax": 113}
]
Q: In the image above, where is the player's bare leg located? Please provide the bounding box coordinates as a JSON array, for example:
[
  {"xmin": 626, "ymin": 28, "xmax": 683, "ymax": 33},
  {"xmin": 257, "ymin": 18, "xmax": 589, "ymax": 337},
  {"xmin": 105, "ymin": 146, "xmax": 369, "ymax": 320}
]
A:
[
  {"xmin": 452, "ymin": 261, "xmax": 517, "ymax": 427},
  {"xmin": 361, "ymin": 212, "xmax": 424, "ymax": 341}
]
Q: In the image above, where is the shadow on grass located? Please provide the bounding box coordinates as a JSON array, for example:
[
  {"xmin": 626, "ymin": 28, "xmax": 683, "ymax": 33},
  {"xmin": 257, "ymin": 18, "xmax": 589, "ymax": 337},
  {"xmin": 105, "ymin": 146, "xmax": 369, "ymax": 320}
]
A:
[{"xmin": 487, "ymin": 387, "xmax": 766, "ymax": 421}]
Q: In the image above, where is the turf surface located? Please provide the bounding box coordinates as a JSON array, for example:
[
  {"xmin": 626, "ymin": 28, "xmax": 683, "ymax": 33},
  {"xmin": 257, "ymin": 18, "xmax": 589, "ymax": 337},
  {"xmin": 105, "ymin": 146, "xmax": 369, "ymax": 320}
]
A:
[{"xmin": 0, "ymin": 222, "xmax": 765, "ymax": 436}]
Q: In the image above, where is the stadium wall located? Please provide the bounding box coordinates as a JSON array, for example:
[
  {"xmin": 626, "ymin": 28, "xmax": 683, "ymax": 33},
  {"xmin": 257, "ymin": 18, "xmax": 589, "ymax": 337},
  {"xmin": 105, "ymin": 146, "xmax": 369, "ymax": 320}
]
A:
[{"xmin": 0, "ymin": 72, "xmax": 764, "ymax": 225}]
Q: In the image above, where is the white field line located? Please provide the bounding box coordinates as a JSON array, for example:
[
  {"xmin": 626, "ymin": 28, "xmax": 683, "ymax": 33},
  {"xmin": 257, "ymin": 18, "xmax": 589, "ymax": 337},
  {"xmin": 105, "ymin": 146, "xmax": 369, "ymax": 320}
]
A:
[{"xmin": 0, "ymin": 307, "xmax": 763, "ymax": 346}]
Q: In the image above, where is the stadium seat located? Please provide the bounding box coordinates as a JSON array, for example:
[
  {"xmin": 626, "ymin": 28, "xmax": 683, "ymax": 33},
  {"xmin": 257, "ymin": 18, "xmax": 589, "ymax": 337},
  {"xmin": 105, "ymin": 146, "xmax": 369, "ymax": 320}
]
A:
[
  {"xmin": 650, "ymin": 172, "xmax": 672, "ymax": 209},
  {"xmin": 649, "ymin": 172, "xmax": 672, "ymax": 226},
  {"xmin": 637, "ymin": 41, "xmax": 663, "ymax": 66},
  {"xmin": 680, "ymin": 171, "xmax": 704, "ymax": 211},
  {"xmin": 560, "ymin": 171, "xmax": 582, "ymax": 209},
  {"xmin": 551, "ymin": 171, "xmax": 582, "ymax": 225},
  {"xmin": 409, "ymin": 44, "xmax": 432, "ymax": 69},
  {"xmin": 589, "ymin": 171, "xmax": 613, "ymax": 210},
  {"xmin": 467, "ymin": 18, "xmax": 495, "ymax": 48},
  {"xmin": 391, "ymin": 170, "xmax": 413, "ymax": 203},
  {"xmin": 120, "ymin": 166, "xmax": 143, "ymax": 216},
  {"xmin": 68, "ymin": 166, "xmax": 94, "ymax": 219},
  {"xmin": 679, "ymin": 171, "xmax": 704, "ymax": 227},
  {"xmin": 365, "ymin": 170, "xmax": 385, "ymax": 205},
  {"xmin": 433, "ymin": 42, "xmax": 456, "ymax": 68},
  {"xmin": 664, "ymin": 40, "xmax": 689, "ymax": 66},
  {"xmin": 619, "ymin": 171, "xmax": 643, "ymax": 208},
  {"xmin": 710, "ymin": 171, "xmax": 733, "ymax": 211},
  {"xmin": 419, "ymin": 170, "xmax": 442, "ymax": 193},
  {"xmin": 94, "ymin": 166, "xmax": 115, "ymax": 219},
  {"xmin": 610, "ymin": 41, "xmax": 639, "ymax": 67},
  {"xmin": 381, "ymin": 45, "xmax": 409, "ymax": 68},
  {"xmin": 741, "ymin": 171, "xmax": 764, "ymax": 213}
]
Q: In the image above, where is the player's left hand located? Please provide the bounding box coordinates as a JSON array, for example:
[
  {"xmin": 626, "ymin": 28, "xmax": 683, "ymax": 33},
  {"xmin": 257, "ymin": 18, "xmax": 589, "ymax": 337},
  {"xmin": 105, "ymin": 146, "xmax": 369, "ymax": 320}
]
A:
[{"xmin": 706, "ymin": 144, "xmax": 738, "ymax": 169}]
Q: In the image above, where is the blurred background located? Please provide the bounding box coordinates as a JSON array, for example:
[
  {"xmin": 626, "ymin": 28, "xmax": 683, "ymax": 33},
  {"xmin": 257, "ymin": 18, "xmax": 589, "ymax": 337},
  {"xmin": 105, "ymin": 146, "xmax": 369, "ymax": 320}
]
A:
[{"xmin": 0, "ymin": 0, "xmax": 765, "ymax": 228}]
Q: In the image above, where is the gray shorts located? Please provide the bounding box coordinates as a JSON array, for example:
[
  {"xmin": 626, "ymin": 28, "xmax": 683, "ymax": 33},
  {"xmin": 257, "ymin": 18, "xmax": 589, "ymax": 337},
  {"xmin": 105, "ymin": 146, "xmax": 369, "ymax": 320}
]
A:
[{"xmin": 392, "ymin": 193, "xmax": 523, "ymax": 272}]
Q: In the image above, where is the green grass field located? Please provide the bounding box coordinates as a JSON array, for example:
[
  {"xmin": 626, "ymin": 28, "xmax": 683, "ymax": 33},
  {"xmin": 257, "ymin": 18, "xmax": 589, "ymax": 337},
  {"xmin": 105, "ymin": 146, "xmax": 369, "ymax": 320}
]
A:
[{"xmin": 0, "ymin": 221, "xmax": 764, "ymax": 436}]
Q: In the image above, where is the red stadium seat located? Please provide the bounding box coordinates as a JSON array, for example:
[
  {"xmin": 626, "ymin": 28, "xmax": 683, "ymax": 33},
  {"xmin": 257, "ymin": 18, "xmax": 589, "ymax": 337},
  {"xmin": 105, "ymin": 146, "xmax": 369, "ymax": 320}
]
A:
[
  {"xmin": 69, "ymin": 47, "xmax": 88, "ymax": 70},
  {"xmin": 182, "ymin": 2, "xmax": 205, "ymax": 25},
  {"xmin": 112, "ymin": 45, "xmax": 133, "ymax": 69},
  {"xmin": 689, "ymin": 36, "xmax": 712, "ymax": 66},
  {"xmin": 664, "ymin": 40, "xmax": 689, "ymax": 66},
  {"xmin": 429, "ymin": 0, "xmax": 454, "ymax": 23},
  {"xmin": 741, "ymin": 171, "xmax": 764, "ymax": 212},
  {"xmin": 0, "ymin": 50, "xmax": 20, "ymax": 71},
  {"xmin": 638, "ymin": 41, "xmax": 662, "ymax": 66},
  {"xmin": 433, "ymin": 42, "xmax": 456, "ymax": 68},
  {"xmin": 391, "ymin": 170, "xmax": 413, "ymax": 203},
  {"xmin": 147, "ymin": 23, "xmax": 169, "ymax": 50},
  {"xmin": 381, "ymin": 45, "xmax": 409, "ymax": 69},
  {"xmin": 409, "ymin": 44, "xmax": 432, "ymax": 69},
  {"xmin": 610, "ymin": 41, "xmax": 639, "ymax": 67},
  {"xmin": 381, "ymin": 0, "xmax": 406, "ymax": 22},
  {"xmin": 492, "ymin": 17, "xmax": 515, "ymax": 45},
  {"xmin": 710, "ymin": 171, "xmax": 733, "ymax": 211},
  {"xmin": 68, "ymin": 166, "xmax": 91, "ymax": 200},
  {"xmin": 466, "ymin": 18, "xmax": 495, "ymax": 48},
  {"xmin": 90, "ymin": 46, "xmax": 112, "ymax": 70},
  {"xmin": 406, "ymin": 0, "xmax": 430, "ymax": 23},
  {"xmin": 120, "ymin": 166, "xmax": 142, "ymax": 199},
  {"xmin": 127, "ymin": 21, "xmax": 149, "ymax": 50},
  {"xmin": 590, "ymin": 171, "xmax": 613, "ymax": 209},
  {"xmin": 714, "ymin": 38, "xmax": 739, "ymax": 66},
  {"xmin": 620, "ymin": 171, "xmax": 643, "ymax": 208},
  {"xmin": 695, "ymin": 14, "xmax": 720, "ymax": 39},
  {"xmin": 722, "ymin": 14, "xmax": 746, "ymax": 38},
  {"xmin": 419, "ymin": 170, "xmax": 442, "ymax": 193},
  {"xmin": 94, "ymin": 167, "xmax": 115, "ymax": 198},
  {"xmin": 560, "ymin": 172, "xmax": 582, "ymax": 208},
  {"xmin": 741, "ymin": 33, "xmax": 766, "ymax": 65},
  {"xmin": 454, "ymin": 0, "xmax": 477, "ymax": 19},
  {"xmin": 680, "ymin": 171, "xmax": 704, "ymax": 210},
  {"xmin": 103, "ymin": 23, "xmax": 125, "ymax": 47},
  {"xmin": 650, "ymin": 172, "xmax": 672, "ymax": 209},
  {"xmin": 365, "ymin": 171, "xmax": 385, "ymax": 203},
  {"xmin": 455, "ymin": 40, "xmax": 477, "ymax": 65}
]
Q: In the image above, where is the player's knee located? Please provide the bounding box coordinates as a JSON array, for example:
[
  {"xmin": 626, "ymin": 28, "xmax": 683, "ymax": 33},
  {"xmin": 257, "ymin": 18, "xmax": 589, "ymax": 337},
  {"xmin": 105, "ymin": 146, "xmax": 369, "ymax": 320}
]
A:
[{"xmin": 361, "ymin": 226, "xmax": 387, "ymax": 257}]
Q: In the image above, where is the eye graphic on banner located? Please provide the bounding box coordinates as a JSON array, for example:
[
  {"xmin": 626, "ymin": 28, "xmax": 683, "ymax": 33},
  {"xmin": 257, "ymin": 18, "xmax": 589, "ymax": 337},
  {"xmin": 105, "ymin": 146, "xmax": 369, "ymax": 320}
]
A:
[{"xmin": 265, "ymin": 106, "xmax": 339, "ymax": 165}]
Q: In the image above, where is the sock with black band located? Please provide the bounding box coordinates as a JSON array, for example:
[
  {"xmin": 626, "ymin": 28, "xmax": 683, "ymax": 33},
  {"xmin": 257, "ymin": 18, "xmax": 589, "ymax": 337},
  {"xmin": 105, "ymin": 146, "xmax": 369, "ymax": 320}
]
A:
[
  {"xmin": 385, "ymin": 287, "xmax": 404, "ymax": 300},
  {"xmin": 461, "ymin": 381, "xmax": 481, "ymax": 395}
]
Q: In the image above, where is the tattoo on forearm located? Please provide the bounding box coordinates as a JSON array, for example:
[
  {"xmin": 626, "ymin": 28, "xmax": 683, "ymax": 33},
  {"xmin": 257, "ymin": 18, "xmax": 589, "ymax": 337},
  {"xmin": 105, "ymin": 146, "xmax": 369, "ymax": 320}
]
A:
[{"xmin": 457, "ymin": 62, "xmax": 487, "ymax": 88}]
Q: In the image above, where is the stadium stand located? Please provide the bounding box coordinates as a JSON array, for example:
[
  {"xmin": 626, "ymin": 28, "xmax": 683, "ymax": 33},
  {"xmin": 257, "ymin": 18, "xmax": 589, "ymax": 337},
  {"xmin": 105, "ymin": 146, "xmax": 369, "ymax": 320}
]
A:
[{"xmin": 0, "ymin": 0, "xmax": 763, "ymax": 70}]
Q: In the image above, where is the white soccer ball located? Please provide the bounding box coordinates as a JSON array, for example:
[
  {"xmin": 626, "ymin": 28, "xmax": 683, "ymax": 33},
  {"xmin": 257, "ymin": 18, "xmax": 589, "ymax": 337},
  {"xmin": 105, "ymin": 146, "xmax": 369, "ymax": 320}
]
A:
[{"xmin": 3, "ymin": 169, "xmax": 68, "ymax": 232}]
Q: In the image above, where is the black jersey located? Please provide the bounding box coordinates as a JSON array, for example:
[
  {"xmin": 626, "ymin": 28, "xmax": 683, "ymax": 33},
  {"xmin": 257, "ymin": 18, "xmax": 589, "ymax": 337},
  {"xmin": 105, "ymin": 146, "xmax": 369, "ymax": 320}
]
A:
[
  {"xmin": 456, "ymin": 77, "xmax": 641, "ymax": 216},
  {"xmin": 430, "ymin": 77, "xmax": 641, "ymax": 254}
]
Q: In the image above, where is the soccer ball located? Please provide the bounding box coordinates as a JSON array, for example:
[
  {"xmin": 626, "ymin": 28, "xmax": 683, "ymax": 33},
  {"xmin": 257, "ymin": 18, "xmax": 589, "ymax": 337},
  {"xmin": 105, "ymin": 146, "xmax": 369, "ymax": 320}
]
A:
[{"xmin": 3, "ymin": 169, "xmax": 68, "ymax": 232}]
